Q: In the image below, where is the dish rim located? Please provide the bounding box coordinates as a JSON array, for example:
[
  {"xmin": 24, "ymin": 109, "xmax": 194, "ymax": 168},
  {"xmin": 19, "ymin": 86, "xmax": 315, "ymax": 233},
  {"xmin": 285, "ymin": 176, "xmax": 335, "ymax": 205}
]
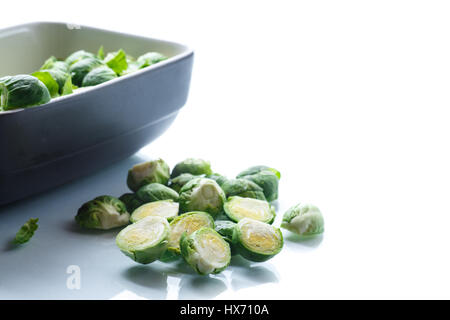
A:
[{"xmin": 0, "ymin": 21, "xmax": 194, "ymax": 116}]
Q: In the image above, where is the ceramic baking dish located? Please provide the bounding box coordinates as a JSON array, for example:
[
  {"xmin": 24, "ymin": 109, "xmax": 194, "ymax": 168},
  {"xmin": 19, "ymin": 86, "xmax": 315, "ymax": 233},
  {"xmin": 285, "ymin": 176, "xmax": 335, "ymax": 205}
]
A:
[{"xmin": 0, "ymin": 22, "xmax": 194, "ymax": 205}]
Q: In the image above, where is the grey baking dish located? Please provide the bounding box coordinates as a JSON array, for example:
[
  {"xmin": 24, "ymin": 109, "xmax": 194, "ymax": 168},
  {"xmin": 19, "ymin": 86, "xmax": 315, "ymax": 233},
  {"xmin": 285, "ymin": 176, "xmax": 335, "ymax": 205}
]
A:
[{"xmin": 0, "ymin": 22, "xmax": 193, "ymax": 205}]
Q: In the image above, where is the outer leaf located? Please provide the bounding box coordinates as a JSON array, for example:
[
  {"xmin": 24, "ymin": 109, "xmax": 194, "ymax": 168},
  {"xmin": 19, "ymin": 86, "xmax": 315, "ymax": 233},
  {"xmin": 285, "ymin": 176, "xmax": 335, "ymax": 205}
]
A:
[
  {"xmin": 15, "ymin": 218, "xmax": 39, "ymax": 244},
  {"xmin": 97, "ymin": 45, "xmax": 105, "ymax": 60},
  {"xmin": 61, "ymin": 76, "xmax": 74, "ymax": 96},
  {"xmin": 105, "ymin": 49, "xmax": 128, "ymax": 75},
  {"xmin": 31, "ymin": 71, "xmax": 59, "ymax": 98}
]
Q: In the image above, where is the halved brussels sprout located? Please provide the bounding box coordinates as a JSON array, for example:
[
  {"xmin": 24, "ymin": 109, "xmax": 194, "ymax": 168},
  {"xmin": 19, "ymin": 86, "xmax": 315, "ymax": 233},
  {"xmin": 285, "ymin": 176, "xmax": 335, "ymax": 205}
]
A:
[
  {"xmin": 136, "ymin": 183, "xmax": 179, "ymax": 203},
  {"xmin": 237, "ymin": 165, "xmax": 281, "ymax": 180},
  {"xmin": 281, "ymin": 203, "xmax": 324, "ymax": 236},
  {"xmin": 65, "ymin": 50, "xmax": 96, "ymax": 66},
  {"xmin": 171, "ymin": 158, "xmax": 213, "ymax": 179},
  {"xmin": 131, "ymin": 200, "xmax": 179, "ymax": 223},
  {"xmin": 167, "ymin": 211, "xmax": 215, "ymax": 254},
  {"xmin": 224, "ymin": 196, "xmax": 275, "ymax": 224},
  {"xmin": 82, "ymin": 66, "xmax": 117, "ymax": 87},
  {"xmin": 127, "ymin": 159, "xmax": 170, "ymax": 192},
  {"xmin": 69, "ymin": 57, "xmax": 104, "ymax": 87},
  {"xmin": 0, "ymin": 75, "xmax": 51, "ymax": 110},
  {"xmin": 207, "ymin": 173, "xmax": 229, "ymax": 187},
  {"xmin": 75, "ymin": 195, "xmax": 130, "ymax": 230},
  {"xmin": 116, "ymin": 216, "xmax": 170, "ymax": 264},
  {"xmin": 178, "ymin": 178, "xmax": 226, "ymax": 218},
  {"xmin": 180, "ymin": 227, "xmax": 231, "ymax": 275},
  {"xmin": 221, "ymin": 179, "xmax": 266, "ymax": 201},
  {"xmin": 232, "ymin": 218, "xmax": 283, "ymax": 262},
  {"xmin": 169, "ymin": 173, "xmax": 204, "ymax": 193},
  {"xmin": 214, "ymin": 220, "xmax": 237, "ymax": 244},
  {"xmin": 239, "ymin": 170, "xmax": 279, "ymax": 202},
  {"xmin": 119, "ymin": 193, "xmax": 144, "ymax": 214}
]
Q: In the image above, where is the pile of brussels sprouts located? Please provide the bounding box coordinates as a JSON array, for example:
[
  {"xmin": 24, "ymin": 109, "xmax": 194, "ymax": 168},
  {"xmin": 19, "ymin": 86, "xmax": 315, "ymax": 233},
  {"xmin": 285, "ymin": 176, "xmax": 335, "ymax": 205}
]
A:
[
  {"xmin": 75, "ymin": 158, "xmax": 325, "ymax": 275},
  {"xmin": 0, "ymin": 47, "xmax": 167, "ymax": 111}
]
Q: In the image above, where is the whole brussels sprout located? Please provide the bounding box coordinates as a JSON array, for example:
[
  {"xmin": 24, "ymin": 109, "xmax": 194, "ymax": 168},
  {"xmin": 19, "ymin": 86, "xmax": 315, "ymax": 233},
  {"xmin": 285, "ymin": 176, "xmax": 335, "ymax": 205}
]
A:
[
  {"xmin": 215, "ymin": 220, "xmax": 237, "ymax": 244},
  {"xmin": 82, "ymin": 66, "xmax": 117, "ymax": 87},
  {"xmin": 237, "ymin": 165, "xmax": 281, "ymax": 180},
  {"xmin": 0, "ymin": 75, "xmax": 51, "ymax": 110},
  {"xmin": 221, "ymin": 179, "xmax": 266, "ymax": 200},
  {"xmin": 169, "ymin": 173, "xmax": 204, "ymax": 193},
  {"xmin": 75, "ymin": 195, "xmax": 130, "ymax": 230},
  {"xmin": 119, "ymin": 193, "xmax": 144, "ymax": 214},
  {"xmin": 281, "ymin": 203, "xmax": 324, "ymax": 236},
  {"xmin": 127, "ymin": 159, "xmax": 171, "ymax": 192},
  {"xmin": 116, "ymin": 216, "xmax": 170, "ymax": 264},
  {"xmin": 136, "ymin": 183, "xmax": 179, "ymax": 203},
  {"xmin": 180, "ymin": 227, "xmax": 231, "ymax": 275},
  {"xmin": 239, "ymin": 170, "xmax": 279, "ymax": 202},
  {"xmin": 65, "ymin": 50, "xmax": 96, "ymax": 66},
  {"xmin": 41, "ymin": 56, "xmax": 69, "ymax": 73},
  {"xmin": 69, "ymin": 57, "xmax": 104, "ymax": 87},
  {"xmin": 178, "ymin": 178, "xmax": 226, "ymax": 218},
  {"xmin": 171, "ymin": 158, "xmax": 213, "ymax": 179},
  {"xmin": 232, "ymin": 218, "xmax": 283, "ymax": 262},
  {"xmin": 137, "ymin": 52, "xmax": 168, "ymax": 67},
  {"xmin": 206, "ymin": 173, "xmax": 229, "ymax": 187},
  {"xmin": 224, "ymin": 196, "xmax": 275, "ymax": 224}
]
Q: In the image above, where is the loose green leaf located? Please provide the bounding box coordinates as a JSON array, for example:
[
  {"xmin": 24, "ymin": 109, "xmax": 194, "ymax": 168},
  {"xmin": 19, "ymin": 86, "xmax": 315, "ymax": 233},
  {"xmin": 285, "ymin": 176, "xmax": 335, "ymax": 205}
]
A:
[
  {"xmin": 97, "ymin": 45, "xmax": 105, "ymax": 60},
  {"xmin": 15, "ymin": 218, "xmax": 39, "ymax": 244},
  {"xmin": 105, "ymin": 49, "xmax": 128, "ymax": 75},
  {"xmin": 61, "ymin": 76, "xmax": 74, "ymax": 96}
]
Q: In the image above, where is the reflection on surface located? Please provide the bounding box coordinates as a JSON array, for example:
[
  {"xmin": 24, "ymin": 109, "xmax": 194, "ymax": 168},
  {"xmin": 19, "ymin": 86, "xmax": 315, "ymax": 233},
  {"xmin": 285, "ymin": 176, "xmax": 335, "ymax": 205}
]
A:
[{"xmin": 284, "ymin": 233, "xmax": 324, "ymax": 248}]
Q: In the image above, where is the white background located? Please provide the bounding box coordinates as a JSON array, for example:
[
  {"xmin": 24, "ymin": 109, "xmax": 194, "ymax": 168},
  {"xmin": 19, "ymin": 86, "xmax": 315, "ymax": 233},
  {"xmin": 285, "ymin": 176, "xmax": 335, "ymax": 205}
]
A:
[{"xmin": 1, "ymin": 0, "xmax": 450, "ymax": 299}]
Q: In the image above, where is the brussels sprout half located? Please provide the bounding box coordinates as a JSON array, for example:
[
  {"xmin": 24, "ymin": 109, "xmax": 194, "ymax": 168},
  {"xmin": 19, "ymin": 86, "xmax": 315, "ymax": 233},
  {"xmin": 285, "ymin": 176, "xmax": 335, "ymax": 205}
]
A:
[
  {"xmin": 281, "ymin": 203, "xmax": 324, "ymax": 236},
  {"xmin": 180, "ymin": 227, "xmax": 231, "ymax": 275},
  {"xmin": 127, "ymin": 159, "xmax": 171, "ymax": 192},
  {"xmin": 239, "ymin": 170, "xmax": 279, "ymax": 202},
  {"xmin": 171, "ymin": 158, "xmax": 213, "ymax": 179},
  {"xmin": 221, "ymin": 179, "xmax": 266, "ymax": 201},
  {"xmin": 119, "ymin": 193, "xmax": 144, "ymax": 214},
  {"xmin": 169, "ymin": 173, "xmax": 205, "ymax": 193},
  {"xmin": 82, "ymin": 66, "xmax": 117, "ymax": 87},
  {"xmin": 75, "ymin": 195, "xmax": 130, "ymax": 230},
  {"xmin": 224, "ymin": 196, "xmax": 275, "ymax": 224},
  {"xmin": 167, "ymin": 211, "xmax": 215, "ymax": 254},
  {"xmin": 136, "ymin": 183, "xmax": 179, "ymax": 203},
  {"xmin": 232, "ymin": 218, "xmax": 283, "ymax": 262},
  {"xmin": 0, "ymin": 75, "xmax": 51, "ymax": 110},
  {"xmin": 116, "ymin": 216, "xmax": 170, "ymax": 264},
  {"xmin": 131, "ymin": 200, "xmax": 179, "ymax": 223},
  {"xmin": 179, "ymin": 178, "xmax": 226, "ymax": 218}
]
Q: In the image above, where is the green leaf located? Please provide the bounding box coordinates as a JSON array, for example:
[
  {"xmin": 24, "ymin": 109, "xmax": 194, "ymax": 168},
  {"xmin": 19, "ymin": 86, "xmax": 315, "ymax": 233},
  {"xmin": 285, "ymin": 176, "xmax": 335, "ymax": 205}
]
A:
[
  {"xmin": 105, "ymin": 49, "xmax": 128, "ymax": 75},
  {"xmin": 40, "ymin": 56, "xmax": 58, "ymax": 70},
  {"xmin": 15, "ymin": 218, "xmax": 39, "ymax": 244},
  {"xmin": 31, "ymin": 71, "xmax": 59, "ymax": 98},
  {"xmin": 97, "ymin": 45, "xmax": 105, "ymax": 60},
  {"xmin": 62, "ymin": 76, "xmax": 74, "ymax": 96}
]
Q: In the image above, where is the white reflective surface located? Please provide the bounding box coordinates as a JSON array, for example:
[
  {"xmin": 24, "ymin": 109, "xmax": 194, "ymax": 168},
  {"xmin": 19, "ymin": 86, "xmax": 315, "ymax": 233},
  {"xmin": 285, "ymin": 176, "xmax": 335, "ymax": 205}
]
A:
[{"xmin": 2, "ymin": 0, "xmax": 450, "ymax": 299}]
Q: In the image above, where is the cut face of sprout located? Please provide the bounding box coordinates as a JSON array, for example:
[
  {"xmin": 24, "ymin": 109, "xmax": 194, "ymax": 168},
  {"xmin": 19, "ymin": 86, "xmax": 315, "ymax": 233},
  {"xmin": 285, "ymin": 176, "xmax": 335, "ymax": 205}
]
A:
[
  {"xmin": 224, "ymin": 196, "xmax": 275, "ymax": 224},
  {"xmin": 116, "ymin": 216, "xmax": 170, "ymax": 264},
  {"xmin": 131, "ymin": 200, "xmax": 179, "ymax": 223},
  {"xmin": 180, "ymin": 227, "xmax": 231, "ymax": 275},
  {"xmin": 168, "ymin": 212, "xmax": 214, "ymax": 253},
  {"xmin": 233, "ymin": 218, "xmax": 283, "ymax": 262}
]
